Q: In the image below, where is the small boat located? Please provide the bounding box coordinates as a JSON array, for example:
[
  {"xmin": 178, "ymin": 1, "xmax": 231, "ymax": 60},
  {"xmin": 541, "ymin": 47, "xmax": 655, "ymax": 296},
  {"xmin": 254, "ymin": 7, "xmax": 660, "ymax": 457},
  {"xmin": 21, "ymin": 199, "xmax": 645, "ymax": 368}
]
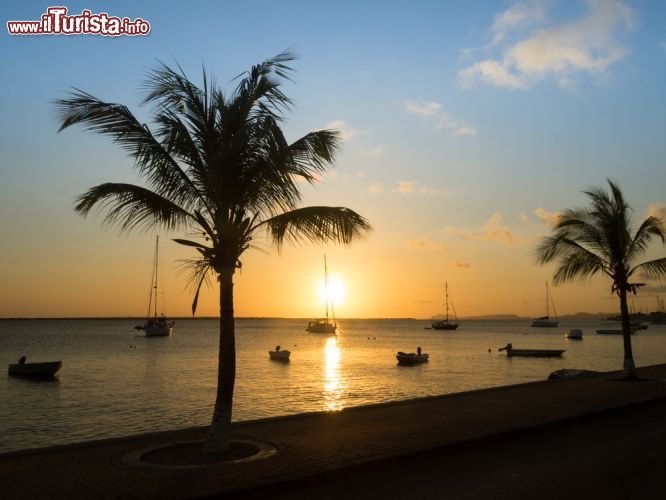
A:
[
  {"xmin": 596, "ymin": 328, "xmax": 637, "ymax": 335},
  {"xmin": 531, "ymin": 282, "xmax": 559, "ymax": 328},
  {"xmin": 396, "ymin": 351, "xmax": 429, "ymax": 365},
  {"xmin": 135, "ymin": 236, "xmax": 174, "ymax": 337},
  {"xmin": 268, "ymin": 346, "xmax": 291, "ymax": 361},
  {"xmin": 431, "ymin": 282, "xmax": 459, "ymax": 331},
  {"xmin": 565, "ymin": 329, "xmax": 583, "ymax": 340},
  {"xmin": 499, "ymin": 343, "xmax": 564, "ymax": 358},
  {"xmin": 306, "ymin": 255, "xmax": 337, "ymax": 334},
  {"xmin": 8, "ymin": 360, "xmax": 62, "ymax": 378}
]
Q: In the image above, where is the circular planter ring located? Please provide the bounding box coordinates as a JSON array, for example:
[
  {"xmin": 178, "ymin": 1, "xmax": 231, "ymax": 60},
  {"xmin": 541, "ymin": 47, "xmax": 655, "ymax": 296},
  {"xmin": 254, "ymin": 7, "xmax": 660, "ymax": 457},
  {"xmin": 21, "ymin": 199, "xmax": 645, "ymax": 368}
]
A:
[{"xmin": 121, "ymin": 439, "xmax": 278, "ymax": 470}]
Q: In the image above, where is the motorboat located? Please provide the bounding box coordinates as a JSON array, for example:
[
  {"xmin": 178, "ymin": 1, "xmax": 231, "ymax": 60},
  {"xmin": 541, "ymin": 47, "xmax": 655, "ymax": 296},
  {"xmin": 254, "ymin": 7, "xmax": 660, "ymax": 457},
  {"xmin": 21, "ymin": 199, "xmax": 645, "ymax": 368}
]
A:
[
  {"xmin": 396, "ymin": 351, "xmax": 429, "ymax": 365},
  {"xmin": 8, "ymin": 360, "xmax": 62, "ymax": 378},
  {"xmin": 596, "ymin": 328, "xmax": 637, "ymax": 335},
  {"xmin": 499, "ymin": 343, "xmax": 564, "ymax": 358},
  {"xmin": 565, "ymin": 329, "xmax": 583, "ymax": 340}
]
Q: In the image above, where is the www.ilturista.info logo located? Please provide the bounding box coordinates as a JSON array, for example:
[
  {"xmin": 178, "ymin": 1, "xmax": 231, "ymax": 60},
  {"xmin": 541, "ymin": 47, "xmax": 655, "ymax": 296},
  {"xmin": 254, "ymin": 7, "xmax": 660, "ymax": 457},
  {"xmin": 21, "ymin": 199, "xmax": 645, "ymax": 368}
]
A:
[{"xmin": 7, "ymin": 6, "xmax": 151, "ymax": 36}]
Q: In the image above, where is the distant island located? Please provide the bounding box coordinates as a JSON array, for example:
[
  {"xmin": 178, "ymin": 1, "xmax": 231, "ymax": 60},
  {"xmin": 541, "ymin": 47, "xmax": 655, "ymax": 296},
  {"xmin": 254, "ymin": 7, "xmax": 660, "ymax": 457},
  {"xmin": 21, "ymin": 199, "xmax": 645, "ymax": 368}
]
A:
[
  {"xmin": 455, "ymin": 312, "xmax": 618, "ymax": 321},
  {"xmin": 0, "ymin": 312, "xmax": 648, "ymax": 321}
]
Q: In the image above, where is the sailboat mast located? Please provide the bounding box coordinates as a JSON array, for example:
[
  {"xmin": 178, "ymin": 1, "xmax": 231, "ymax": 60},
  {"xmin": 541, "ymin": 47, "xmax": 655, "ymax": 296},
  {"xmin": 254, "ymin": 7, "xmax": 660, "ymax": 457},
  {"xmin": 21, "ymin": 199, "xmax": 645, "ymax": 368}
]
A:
[
  {"xmin": 324, "ymin": 255, "xmax": 329, "ymax": 323},
  {"xmin": 153, "ymin": 236, "xmax": 159, "ymax": 319},
  {"xmin": 546, "ymin": 281, "xmax": 557, "ymax": 320},
  {"xmin": 445, "ymin": 282, "xmax": 449, "ymax": 321}
]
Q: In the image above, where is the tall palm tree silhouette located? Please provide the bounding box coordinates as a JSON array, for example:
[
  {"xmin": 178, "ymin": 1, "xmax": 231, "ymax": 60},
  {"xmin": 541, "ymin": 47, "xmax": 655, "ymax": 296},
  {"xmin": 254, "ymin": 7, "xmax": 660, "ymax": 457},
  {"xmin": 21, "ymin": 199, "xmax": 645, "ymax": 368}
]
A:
[
  {"xmin": 56, "ymin": 52, "xmax": 372, "ymax": 451},
  {"xmin": 536, "ymin": 180, "xmax": 665, "ymax": 378}
]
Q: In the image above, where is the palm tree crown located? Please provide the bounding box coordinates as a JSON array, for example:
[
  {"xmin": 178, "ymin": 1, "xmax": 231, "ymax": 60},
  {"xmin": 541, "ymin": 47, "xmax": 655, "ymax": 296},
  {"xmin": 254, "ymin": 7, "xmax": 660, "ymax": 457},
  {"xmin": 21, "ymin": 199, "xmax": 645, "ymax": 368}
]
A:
[
  {"xmin": 535, "ymin": 179, "xmax": 666, "ymax": 376},
  {"xmin": 56, "ymin": 52, "xmax": 372, "ymax": 451}
]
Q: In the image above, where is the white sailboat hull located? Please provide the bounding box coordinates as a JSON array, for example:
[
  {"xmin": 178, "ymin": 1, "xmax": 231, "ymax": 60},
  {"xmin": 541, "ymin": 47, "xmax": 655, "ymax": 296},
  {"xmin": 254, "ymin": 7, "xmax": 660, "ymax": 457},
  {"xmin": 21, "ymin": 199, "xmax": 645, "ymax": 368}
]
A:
[
  {"xmin": 137, "ymin": 236, "xmax": 174, "ymax": 337},
  {"xmin": 145, "ymin": 325, "xmax": 172, "ymax": 337},
  {"xmin": 531, "ymin": 317, "xmax": 559, "ymax": 328},
  {"xmin": 307, "ymin": 256, "xmax": 338, "ymax": 334},
  {"xmin": 531, "ymin": 282, "xmax": 558, "ymax": 328},
  {"xmin": 306, "ymin": 320, "xmax": 337, "ymax": 333}
]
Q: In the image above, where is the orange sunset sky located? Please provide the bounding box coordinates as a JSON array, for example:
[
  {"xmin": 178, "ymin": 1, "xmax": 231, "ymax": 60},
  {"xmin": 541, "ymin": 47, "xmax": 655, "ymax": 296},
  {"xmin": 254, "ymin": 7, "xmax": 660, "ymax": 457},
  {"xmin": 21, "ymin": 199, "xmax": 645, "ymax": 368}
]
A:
[{"xmin": 2, "ymin": 1, "xmax": 665, "ymax": 318}]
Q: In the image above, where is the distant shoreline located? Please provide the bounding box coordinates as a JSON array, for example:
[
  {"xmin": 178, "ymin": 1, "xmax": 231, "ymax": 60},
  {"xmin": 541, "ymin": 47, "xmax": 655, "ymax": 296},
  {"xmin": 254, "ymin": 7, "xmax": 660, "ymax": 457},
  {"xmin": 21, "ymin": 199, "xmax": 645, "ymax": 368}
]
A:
[{"xmin": 0, "ymin": 313, "xmax": 620, "ymax": 321}]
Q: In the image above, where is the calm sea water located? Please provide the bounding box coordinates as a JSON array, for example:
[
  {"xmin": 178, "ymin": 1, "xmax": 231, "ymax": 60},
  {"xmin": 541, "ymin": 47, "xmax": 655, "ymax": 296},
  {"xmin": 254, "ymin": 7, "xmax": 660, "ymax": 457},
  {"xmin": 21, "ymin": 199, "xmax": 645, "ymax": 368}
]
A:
[{"xmin": 1, "ymin": 318, "xmax": 665, "ymax": 453}]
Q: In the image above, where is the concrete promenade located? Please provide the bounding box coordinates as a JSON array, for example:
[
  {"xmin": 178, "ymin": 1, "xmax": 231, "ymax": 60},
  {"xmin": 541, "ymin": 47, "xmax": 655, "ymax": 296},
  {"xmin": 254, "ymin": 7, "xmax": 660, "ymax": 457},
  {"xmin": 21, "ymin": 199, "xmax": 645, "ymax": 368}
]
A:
[{"xmin": 1, "ymin": 364, "xmax": 666, "ymax": 499}]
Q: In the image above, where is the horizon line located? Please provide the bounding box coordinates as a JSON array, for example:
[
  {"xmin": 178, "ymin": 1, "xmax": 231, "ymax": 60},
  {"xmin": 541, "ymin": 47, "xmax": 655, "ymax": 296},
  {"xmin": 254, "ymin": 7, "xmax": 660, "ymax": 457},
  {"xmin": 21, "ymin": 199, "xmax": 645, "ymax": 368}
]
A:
[{"xmin": 0, "ymin": 312, "xmax": 622, "ymax": 321}]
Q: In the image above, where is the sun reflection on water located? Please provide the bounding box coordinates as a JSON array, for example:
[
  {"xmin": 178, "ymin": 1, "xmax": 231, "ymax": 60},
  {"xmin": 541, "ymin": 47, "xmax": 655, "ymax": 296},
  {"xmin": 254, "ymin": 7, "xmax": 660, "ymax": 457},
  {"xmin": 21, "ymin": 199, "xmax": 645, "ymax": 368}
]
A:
[{"xmin": 323, "ymin": 336, "xmax": 344, "ymax": 411}]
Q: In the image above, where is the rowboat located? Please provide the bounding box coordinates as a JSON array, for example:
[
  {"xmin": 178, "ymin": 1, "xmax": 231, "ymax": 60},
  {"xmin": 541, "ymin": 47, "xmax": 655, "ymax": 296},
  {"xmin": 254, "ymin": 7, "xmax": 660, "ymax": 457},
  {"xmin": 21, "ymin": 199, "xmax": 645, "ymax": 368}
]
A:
[
  {"xmin": 268, "ymin": 348, "xmax": 291, "ymax": 361},
  {"xmin": 8, "ymin": 360, "xmax": 62, "ymax": 378},
  {"xmin": 499, "ymin": 343, "xmax": 564, "ymax": 358},
  {"xmin": 396, "ymin": 351, "xmax": 429, "ymax": 365}
]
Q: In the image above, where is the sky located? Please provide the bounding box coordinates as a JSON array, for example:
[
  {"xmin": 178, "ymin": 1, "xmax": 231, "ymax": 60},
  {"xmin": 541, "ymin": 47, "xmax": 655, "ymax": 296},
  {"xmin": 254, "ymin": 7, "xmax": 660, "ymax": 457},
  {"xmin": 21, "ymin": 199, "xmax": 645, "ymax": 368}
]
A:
[{"xmin": 1, "ymin": 0, "xmax": 665, "ymax": 319}]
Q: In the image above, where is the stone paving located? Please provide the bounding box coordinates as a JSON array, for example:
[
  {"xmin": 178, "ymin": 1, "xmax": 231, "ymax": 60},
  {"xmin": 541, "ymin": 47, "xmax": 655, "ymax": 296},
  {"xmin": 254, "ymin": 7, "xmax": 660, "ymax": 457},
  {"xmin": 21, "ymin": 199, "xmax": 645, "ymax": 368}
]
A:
[{"xmin": 1, "ymin": 364, "xmax": 665, "ymax": 499}]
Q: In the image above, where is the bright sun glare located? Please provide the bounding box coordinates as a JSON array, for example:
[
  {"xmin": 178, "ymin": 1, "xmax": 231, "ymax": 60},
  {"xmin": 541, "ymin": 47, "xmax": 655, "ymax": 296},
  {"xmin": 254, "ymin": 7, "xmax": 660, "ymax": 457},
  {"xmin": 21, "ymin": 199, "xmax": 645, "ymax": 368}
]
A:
[{"xmin": 318, "ymin": 276, "xmax": 346, "ymax": 306}]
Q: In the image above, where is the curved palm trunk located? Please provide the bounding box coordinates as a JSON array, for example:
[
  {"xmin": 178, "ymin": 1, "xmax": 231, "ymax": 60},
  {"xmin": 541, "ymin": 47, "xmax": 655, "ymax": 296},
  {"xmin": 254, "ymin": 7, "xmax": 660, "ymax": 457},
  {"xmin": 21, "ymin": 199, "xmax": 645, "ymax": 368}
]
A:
[
  {"xmin": 205, "ymin": 267, "xmax": 236, "ymax": 452},
  {"xmin": 619, "ymin": 288, "xmax": 637, "ymax": 379}
]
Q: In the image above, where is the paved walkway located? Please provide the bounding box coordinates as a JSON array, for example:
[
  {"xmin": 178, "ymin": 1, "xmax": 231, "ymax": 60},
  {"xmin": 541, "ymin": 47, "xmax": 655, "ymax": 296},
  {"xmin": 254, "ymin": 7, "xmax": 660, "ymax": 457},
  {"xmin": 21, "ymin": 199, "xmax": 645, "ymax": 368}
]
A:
[{"xmin": 2, "ymin": 365, "xmax": 666, "ymax": 499}]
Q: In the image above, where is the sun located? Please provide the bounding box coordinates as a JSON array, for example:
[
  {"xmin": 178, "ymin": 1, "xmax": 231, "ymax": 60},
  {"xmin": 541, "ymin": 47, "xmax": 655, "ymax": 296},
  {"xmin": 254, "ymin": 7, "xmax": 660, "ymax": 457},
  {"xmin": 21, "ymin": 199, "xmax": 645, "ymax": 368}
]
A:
[{"xmin": 318, "ymin": 275, "xmax": 347, "ymax": 307}]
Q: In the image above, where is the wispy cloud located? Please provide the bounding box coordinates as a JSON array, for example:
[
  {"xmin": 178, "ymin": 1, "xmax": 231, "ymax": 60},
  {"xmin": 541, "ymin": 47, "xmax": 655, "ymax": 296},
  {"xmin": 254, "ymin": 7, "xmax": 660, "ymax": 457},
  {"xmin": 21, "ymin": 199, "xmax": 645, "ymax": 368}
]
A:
[
  {"xmin": 534, "ymin": 207, "xmax": 560, "ymax": 228},
  {"xmin": 518, "ymin": 212, "xmax": 530, "ymax": 225},
  {"xmin": 490, "ymin": 0, "xmax": 548, "ymax": 45},
  {"xmin": 482, "ymin": 212, "xmax": 516, "ymax": 243},
  {"xmin": 322, "ymin": 120, "xmax": 366, "ymax": 142},
  {"xmin": 367, "ymin": 182, "xmax": 382, "ymax": 194},
  {"xmin": 442, "ymin": 212, "xmax": 531, "ymax": 244},
  {"xmin": 404, "ymin": 100, "xmax": 477, "ymax": 137},
  {"xmin": 661, "ymin": 41, "xmax": 666, "ymax": 52},
  {"xmin": 393, "ymin": 181, "xmax": 440, "ymax": 195},
  {"xmin": 396, "ymin": 181, "xmax": 415, "ymax": 194},
  {"xmin": 459, "ymin": 0, "xmax": 636, "ymax": 90},
  {"xmin": 646, "ymin": 203, "xmax": 666, "ymax": 229},
  {"xmin": 405, "ymin": 240, "xmax": 449, "ymax": 253},
  {"xmin": 450, "ymin": 260, "xmax": 472, "ymax": 269}
]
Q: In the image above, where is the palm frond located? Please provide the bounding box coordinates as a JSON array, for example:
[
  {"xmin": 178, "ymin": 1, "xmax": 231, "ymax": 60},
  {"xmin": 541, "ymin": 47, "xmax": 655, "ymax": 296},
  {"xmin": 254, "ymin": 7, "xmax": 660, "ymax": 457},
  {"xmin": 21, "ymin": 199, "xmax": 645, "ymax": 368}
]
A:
[
  {"xmin": 259, "ymin": 206, "xmax": 372, "ymax": 250},
  {"xmin": 55, "ymin": 91, "xmax": 205, "ymax": 211},
  {"xmin": 535, "ymin": 234, "xmax": 608, "ymax": 281},
  {"xmin": 552, "ymin": 252, "xmax": 605, "ymax": 285},
  {"xmin": 176, "ymin": 257, "xmax": 214, "ymax": 315},
  {"xmin": 75, "ymin": 183, "xmax": 193, "ymax": 232},
  {"xmin": 288, "ymin": 130, "xmax": 341, "ymax": 181},
  {"xmin": 537, "ymin": 179, "xmax": 665, "ymax": 296},
  {"xmin": 141, "ymin": 62, "xmax": 208, "ymax": 126},
  {"xmin": 630, "ymin": 258, "xmax": 666, "ymax": 281},
  {"xmin": 232, "ymin": 50, "xmax": 297, "ymax": 116},
  {"xmin": 627, "ymin": 216, "xmax": 665, "ymax": 261}
]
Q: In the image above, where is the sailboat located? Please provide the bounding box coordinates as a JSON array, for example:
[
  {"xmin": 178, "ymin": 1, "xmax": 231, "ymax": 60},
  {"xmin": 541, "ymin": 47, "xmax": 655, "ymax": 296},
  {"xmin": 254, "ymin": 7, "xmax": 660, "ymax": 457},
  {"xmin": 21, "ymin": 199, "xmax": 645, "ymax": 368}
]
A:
[
  {"xmin": 531, "ymin": 281, "xmax": 559, "ymax": 328},
  {"xmin": 432, "ymin": 282, "xmax": 459, "ymax": 331},
  {"xmin": 135, "ymin": 236, "xmax": 174, "ymax": 337},
  {"xmin": 306, "ymin": 255, "xmax": 337, "ymax": 334}
]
